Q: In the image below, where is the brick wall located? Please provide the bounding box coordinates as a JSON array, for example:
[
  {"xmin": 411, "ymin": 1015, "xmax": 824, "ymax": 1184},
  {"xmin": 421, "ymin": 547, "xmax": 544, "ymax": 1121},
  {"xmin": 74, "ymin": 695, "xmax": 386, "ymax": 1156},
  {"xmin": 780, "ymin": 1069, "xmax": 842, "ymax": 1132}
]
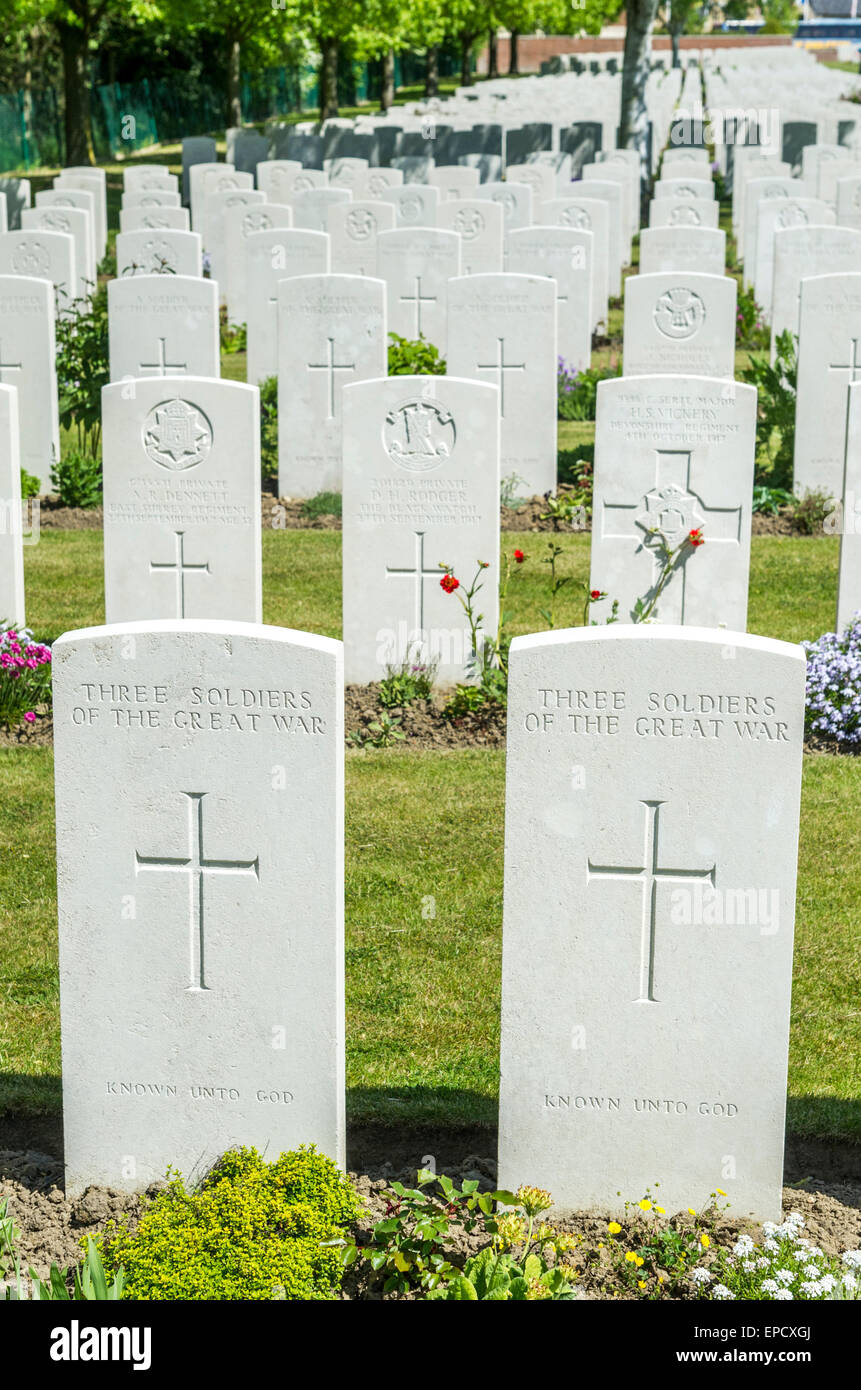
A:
[{"xmin": 476, "ymin": 33, "xmax": 794, "ymax": 75}]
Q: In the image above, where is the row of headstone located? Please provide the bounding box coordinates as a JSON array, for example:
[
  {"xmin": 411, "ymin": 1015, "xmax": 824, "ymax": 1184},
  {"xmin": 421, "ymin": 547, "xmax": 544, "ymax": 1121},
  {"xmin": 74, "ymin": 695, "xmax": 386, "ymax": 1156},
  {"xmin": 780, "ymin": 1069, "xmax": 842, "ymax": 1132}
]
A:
[{"xmin": 52, "ymin": 613, "xmax": 807, "ymax": 1225}]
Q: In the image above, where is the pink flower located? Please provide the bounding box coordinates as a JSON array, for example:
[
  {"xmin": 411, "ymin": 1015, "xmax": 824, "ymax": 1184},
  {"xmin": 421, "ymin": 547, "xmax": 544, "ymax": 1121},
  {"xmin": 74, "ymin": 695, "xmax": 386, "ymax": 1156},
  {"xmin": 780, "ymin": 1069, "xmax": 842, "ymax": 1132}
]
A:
[{"xmin": 23, "ymin": 711, "xmax": 36, "ymax": 723}]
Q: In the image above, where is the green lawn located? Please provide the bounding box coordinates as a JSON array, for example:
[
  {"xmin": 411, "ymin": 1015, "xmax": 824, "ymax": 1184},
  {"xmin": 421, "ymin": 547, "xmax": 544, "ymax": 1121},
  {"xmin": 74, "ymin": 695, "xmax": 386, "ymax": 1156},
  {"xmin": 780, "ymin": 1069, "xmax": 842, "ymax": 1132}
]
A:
[
  {"xmin": 24, "ymin": 528, "xmax": 840, "ymax": 649},
  {"xmin": 2, "ymin": 745, "xmax": 859, "ymax": 1139}
]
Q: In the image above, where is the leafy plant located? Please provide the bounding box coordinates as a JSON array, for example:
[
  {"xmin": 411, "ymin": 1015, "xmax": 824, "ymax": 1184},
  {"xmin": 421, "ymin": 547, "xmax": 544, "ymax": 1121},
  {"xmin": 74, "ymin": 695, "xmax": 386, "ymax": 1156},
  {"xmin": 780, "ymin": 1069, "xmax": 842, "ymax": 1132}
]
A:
[
  {"xmin": 739, "ymin": 330, "xmax": 797, "ymax": 489},
  {"xmin": 540, "ymin": 491, "xmax": 588, "ymax": 531},
  {"xmin": 632, "ymin": 525, "xmax": 705, "ymax": 623},
  {"xmin": 55, "ymin": 282, "xmax": 109, "ymax": 460},
  {"xmin": 603, "ymin": 1189, "xmax": 723, "ymax": 1300},
  {"xmin": 259, "ymin": 374, "xmax": 278, "ymax": 488},
  {"xmin": 426, "ymin": 1186, "xmax": 580, "ymax": 1301},
  {"xmin": 300, "ymin": 491, "xmax": 342, "ymax": 520},
  {"xmin": 1, "ymin": 1199, "xmax": 124, "ymax": 1301},
  {"xmin": 790, "ymin": 487, "xmax": 835, "ymax": 536},
  {"xmin": 50, "ymin": 450, "xmax": 102, "ymax": 509},
  {"xmin": 500, "ymin": 471, "xmax": 529, "ymax": 509},
  {"xmin": 378, "ymin": 650, "xmax": 437, "ymax": 708},
  {"xmin": 735, "ymin": 284, "xmax": 769, "ymax": 350},
  {"xmin": 219, "ymin": 313, "xmax": 246, "ymax": 353},
  {"xmin": 443, "ymin": 682, "xmax": 494, "ymax": 721},
  {"xmin": 348, "ymin": 714, "xmax": 406, "ymax": 748},
  {"xmin": 340, "ymin": 1169, "xmax": 496, "ymax": 1295},
  {"xmin": 557, "ymin": 359, "xmax": 621, "ymax": 421},
  {"xmin": 752, "ymin": 484, "xmax": 794, "ymax": 515},
  {"xmin": 539, "ymin": 541, "xmax": 574, "ymax": 628},
  {"xmin": 98, "ymin": 1146, "xmax": 363, "ymax": 1301},
  {"xmin": 19, "ymin": 469, "xmax": 41, "ymax": 501},
  {"xmin": 387, "ymin": 332, "xmax": 446, "ymax": 375},
  {"xmin": 0, "ymin": 626, "xmax": 52, "ymax": 729}
]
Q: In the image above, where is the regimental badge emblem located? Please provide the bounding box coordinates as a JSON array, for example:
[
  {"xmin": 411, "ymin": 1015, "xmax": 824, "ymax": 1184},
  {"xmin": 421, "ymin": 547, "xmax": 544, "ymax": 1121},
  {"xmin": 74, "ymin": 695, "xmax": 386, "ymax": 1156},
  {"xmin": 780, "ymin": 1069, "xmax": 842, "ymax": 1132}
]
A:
[
  {"xmin": 560, "ymin": 205, "xmax": 592, "ymax": 230},
  {"xmin": 346, "ymin": 208, "xmax": 376, "ymax": 241},
  {"xmin": 142, "ymin": 238, "xmax": 176, "ymax": 270},
  {"xmin": 400, "ymin": 196, "xmax": 423, "ymax": 223},
  {"xmin": 654, "ymin": 287, "xmax": 706, "ymax": 339},
  {"xmin": 142, "ymin": 399, "xmax": 213, "ymax": 470},
  {"xmin": 293, "ymin": 174, "xmax": 316, "ymax": 192},
  {"xmin": 493, "ymin": 189, "xmax": 517, "ymax": 216},
  {"xmin": 367, "ymin": 173, "xmax": 391, "ymax": 196},
  {"xmin": 383, "ymin": 399, "xmax": 456, "ymax": 471},
  {"xmin": 776, "ymin": 203, "xmax": 809, "ymax": 229},
  {"xmin": 40, "ymin": 211, "xmax": 70, "ymax": 233},
  {"xmin": 453, "ymin": 207, "xmax": 484, "ymax": 241},
  {"xmin": 763, "ymin": 184, "xmax": 789, "ymax": 199},
  {"xmin": 635, "ymin": 484, "xmax": 705, "ymax": 546},
  {"xmin": 669, "ymin": 204, "xmax": 701, "ymax": 226},
  {"xmin": 11, "ymin": 239, "xmax": 50, "ymax": 275},
  {"xmin": 141, "ymin": 214, "xmax": 171, "ymax": 228},
  {"xmin": 242, "ymin": 209, "xmax": 272, "ymax": 236}
]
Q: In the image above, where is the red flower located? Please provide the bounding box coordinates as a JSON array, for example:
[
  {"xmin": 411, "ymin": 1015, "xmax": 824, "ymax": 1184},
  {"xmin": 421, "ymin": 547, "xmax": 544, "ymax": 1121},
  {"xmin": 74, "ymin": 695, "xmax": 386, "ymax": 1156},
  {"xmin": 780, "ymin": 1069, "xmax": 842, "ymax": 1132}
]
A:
[
  {"xmin": 590, "ymin": 589, "xmax": 604, "ymax": 600},
  {"xmin": 689, "ymin": 528, "xmax": 705, "ymax": 548},
  {"xmin": 440, "ymin": 574, "xmax": 460, "ymax": 593},
  {"xmin": 514, "ymin": 549, "xmax": 525, "ymax": 563}
]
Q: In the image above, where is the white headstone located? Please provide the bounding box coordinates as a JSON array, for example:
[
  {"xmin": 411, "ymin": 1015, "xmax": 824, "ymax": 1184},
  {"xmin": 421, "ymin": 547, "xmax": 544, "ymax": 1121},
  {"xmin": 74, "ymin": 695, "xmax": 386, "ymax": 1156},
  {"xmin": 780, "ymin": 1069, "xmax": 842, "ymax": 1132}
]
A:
[
  {"xmin": 378, "ymin": 184, "xmax": 440, "ymax": 228},
  {"xmin": 0, "ymin": 384, "xmax": 24, "ymax": 624},
  {"xmin": 498, "ymin": 624, "xmax": 805, "ymax": 1221},
  {"xmin": 189, "ymin": 163, "xmax": 229, "ymax": 230},
  {"xmin": 837, "ymin": 381, "xmax": 861, "ymax": 634},
  {"xmin": 436, "ymin": 199, "xmax": 504, "ymax": 277},
  {"xmin": 753, "ymin": 198, "xmax": 833, "ymax": 320},
  {"xmin": 291, "ymin": 186, "xmax": 351, "ymax": 232},
  {"xmin": 342, "ymin": 375, "xmax": 500, "ymax": 684},
  {"xmin": 794, "ymin": 273, "xmax": 861, "ymax": 501},
  {"xmin": 447, "ymin": 272, "xmax": 557, "ymax": 496},
  {"xmin": 203, "ymin": 188, "xmax": 265, "ymax": 306},
  {"xmin": 327, "ymin": 200, "xmax": 396, "ymax": 277},
  {"xmin": 476, "ymin": 181, "xmax": 533, "ymax": 231},
  {"xmin": 246, "ymin": 229, "xmax": 330, "ymax": 385},
  {"xmin": 590, "ymin": 375, "xmax": 756, "ymax": 628},
  {"xmin": 648, "ymin": 198, "xmax": 720, "ymax": 230},
  {"xmin": 54, "ymin": 619, "xmax": 345, "ymax": 1196},
  {"xmin": 224, "ymin": 202, "xmax": 292, "ymax": 327},
  {"xmin": 182, "ymin": 136, "xmax": 217, "ymax": 204},
  {"xmin": 108, "ymin": 275, "xmax": 220, "ymax": 383},
  {"xmin": 102, "ymin": 377, "xmax": 261, "ymax": 623},
  {"xmin": 836, "ymin": 173, "xmax": 861, "ymax": 231},
  {"xmin": 428, "ymin": 166, "xmax": 481, "ymax": 200},
  {"xmin": 124, "ymin": 166, "xmax": 177, "ymax": 192},
  {"xmin": 123, "ymin": 190, "xmax": 182, "ymax": 210},
  {"xmin": 120, "ymin": 207, "xmax": 191, "ymax": 234},
  {"xmin": 36, "ymin": 188, "xmax": 97, "ymax": 272},
  {"xmin": 638, "ymin": 226, "xmax": 726, "ymax": 277},
  {"xmin": 771, "ymin": 225, "xmax": 861, "ymax": 354},
  {"xmin": 0, "ymin": 275, "xmax": 59, "ymax": 491},
  {"xmin": 539, "ymin": 196, "xmax": 612, "ymax": 316},
  {"xmin": 22, "ymin": 206, "xmax": 93, "ymax": 302},
  {"xmin": 277, "ymin": 274, "xmax": 387, "ymax": 497},
  {"xmin": 353, "ymin": 167, "xmax": 403, "ymax": 201},
  {"xmin": 376, "ymin": 228, "xmax": 460, "ymax": 355},
  {"xmin": 0, "ymin": 176, "xmax": 31, "ymax": 230},
  {"xmin": 623, "ymin": 273, "xmax": 737, "ymax": 380},
  {"xmin": 56, "ymin": 170, "xmax": 106, "ymax": 261},
  {"xmin": 115, "ymin": 229, "xmax": 202, "ymax": 279},
  {"xmin": 0, "ymin": 229, "xmax": 77, "ymax": 315},
  {"xmin": 506, "ymin": 225, "xmax": 592, "ymax": 372}
]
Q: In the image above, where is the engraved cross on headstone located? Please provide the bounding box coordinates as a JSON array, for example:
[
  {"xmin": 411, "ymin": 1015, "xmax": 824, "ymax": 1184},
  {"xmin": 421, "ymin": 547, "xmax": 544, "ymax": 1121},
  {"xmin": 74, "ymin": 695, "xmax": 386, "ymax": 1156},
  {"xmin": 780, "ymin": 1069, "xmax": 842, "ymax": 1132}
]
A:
[
  {"xmin": 0, "ymin": 340, "xmax": 23, "ymax": 380},
  {"xmin": 135, "ymin": 791, "xmax": 259, "ymax": 992},
  {"xmin": 307, "ymin": 336, "xmax": 356, "ymax": 419},
  {"xmin": 385, "ymin": 530, "xmax": 439, "ymax": 638},
  {"xmin": 139, "ymin": 336, "xmax": 188, "ymax": 376},
  {"xmin": 399, "ymin": 275, "xmax": 436, "ymax": 338},
  {"xmin": 600, "ymin": 449, "xmax": 743, "ymax": 622},
  {"xmin": 476, "ymin": 336, "xmax": 526, "ymax": 418},
  {"xmin": 149, "ymin": 530, "xmax": 210, "ymax": 617},
  {"xmin": 828, "ymin": 336, "xmax": 861, "ymax": 384},
  {"xmin": 587, "ymin": 800, "xmax": 717, "ymax": 1003}
]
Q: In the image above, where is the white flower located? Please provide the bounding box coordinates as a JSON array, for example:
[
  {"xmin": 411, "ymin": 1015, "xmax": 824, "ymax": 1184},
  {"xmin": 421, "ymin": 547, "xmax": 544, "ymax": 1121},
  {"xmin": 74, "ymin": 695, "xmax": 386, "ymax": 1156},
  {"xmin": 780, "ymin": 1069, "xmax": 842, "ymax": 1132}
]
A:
[
  {"xmin": 741, "ymin": 1260, "xmax": 756, "ymax": 1272},
  {"xmin": 799, "ymin": 1280, "xmax": 824, "ymax": 1298},
  {"xmin": 761, "ymin": 1279, "xmax": 780, "ymax": 1294},
  {"xmin": 776, "ymin": 1269, "xmax": 795, "ymax": 1285},
  {"xmin": 843, "ymin": 1273, "xmax": 858, "ymax": 1291},
  {"xmin": 819, "ymin": 1274, "xmax": 836, "ymax": 1292},
  {"xmin": 787, "ymin": 1211, "xmax": 805, "ymax": 1227},
  {"xmin": 756, "ymin": 1258, "xmax": 770, "ymax": 1270},
  {"xmin": 774, "ymin": 1288, "xmax": 793, "ymax": 1300},
  {"xmin": 841, "ymin": 1251, "xmax": 861, "ymax": 1269},
  {"xmin": 690, "ymin": 1267, "xmax": 713, "ymax": 1285},
  {"xmin": 733, "ymin": 1234, "xmax": 755, "ymax": 1255},
  {"xmin": 762, "ymin": 1221, "xmax": 778, "ymax": 1237},
  {"xmin": 712, "ymin": 1284, "xmax": 736, "ymax": 1300},
  {"xmin": 763, "ymin": 1238, "xmax": 779, "ymax": 1253}
]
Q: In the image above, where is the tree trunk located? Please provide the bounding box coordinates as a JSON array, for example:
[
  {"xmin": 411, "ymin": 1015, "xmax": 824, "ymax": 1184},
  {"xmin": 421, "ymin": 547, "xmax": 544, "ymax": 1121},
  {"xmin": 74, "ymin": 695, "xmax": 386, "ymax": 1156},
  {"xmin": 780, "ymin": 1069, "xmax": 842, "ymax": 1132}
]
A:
[
  {"xmin": 620, "ymin": 0, "xmax": 659, "ymax": 190},
  {"xmin": 671, "ymin": 28, "xmax": 681, "ymax": 68},
  {"xmin": 425, "ymin": 45, "xmax": 439, "ymax": 98},
  {"xmin": 488, "ymin": 31, "xmax": 499, "ymax": 79},
  {"xmin": 57, "ymin": 20, "xmax": 94, "ymax": 166},
  {"xmin": 227, "ymin": 38, "xmax": 242, "ymax": 127},
  {"xmin": 509, "ymin": 30, "xmax": 520, "ymax": 75},
  {"xmin": 380, "ymin": 48, "xmax": 395, "ymax": 112},
  {"xmin": 460, "ymin": 33, "xmax": 472, "ymax": 88},
  {"xmin": 320, "ymin": 36, "xmax": 339, "ymax": 119}
]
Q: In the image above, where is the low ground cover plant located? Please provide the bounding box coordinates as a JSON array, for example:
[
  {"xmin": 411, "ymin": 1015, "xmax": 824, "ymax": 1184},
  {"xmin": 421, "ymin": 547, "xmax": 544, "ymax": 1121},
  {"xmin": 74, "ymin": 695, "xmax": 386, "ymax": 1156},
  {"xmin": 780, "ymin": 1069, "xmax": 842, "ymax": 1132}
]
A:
[
  {"xmin": 0, "ymin": 626, "xmax": 52, "ymax": 729},
  {"xmin": 803, "ymin": 613, "xmax": 861, "ymax": 749},
  {"xmin": 557, "ymin": 358, "xmax": 621, "ymax": 421},
  {"xmin": 387, "ymin": 332, "xmax": 446, "ymax": 375},
  {"xmin": 97, "ymin": 1146, "xmax": 363, "ymax": 1301}
]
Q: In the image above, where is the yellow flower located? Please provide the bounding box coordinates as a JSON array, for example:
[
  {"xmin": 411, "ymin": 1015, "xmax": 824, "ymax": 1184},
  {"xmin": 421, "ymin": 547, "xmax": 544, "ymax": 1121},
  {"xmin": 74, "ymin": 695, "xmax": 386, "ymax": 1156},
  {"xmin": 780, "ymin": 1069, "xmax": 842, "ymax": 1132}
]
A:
[
  {"xmin": 636, "ymin": 1256, "xmax": 644, "ymax": 1267},
  {"xmin": 608, "ymin": 1221, "xmax": 622, "ymax": 1234},
  {"xmin": 638, "ymin": 1280, "xmax": 647, "ymax": 1289},
  {"xmin": 687, "ymin": 1208, "xmax": 697, "ymax": 1216},
  {"xmin": 700, "ymin": 1234, "xmax": 710, "ymax": 1249},
  {"xmin": 655, "ymin": 1206, "xmax": 666, "ymax": 1215},
  {"xmin": 716, "ymin": 1189, "xmax": 726, "ymax": 1197},
  {"xmin": 638, "ymin": 1199, "xmax": 652, "ymax": 1212},
  {"xmin": 625, "ymin": 1251, "xmax": 637, "ymax": 1263},
  {"xmin": 516, "ymin": 1185, "xmax": 552, "ymax": 1218}
]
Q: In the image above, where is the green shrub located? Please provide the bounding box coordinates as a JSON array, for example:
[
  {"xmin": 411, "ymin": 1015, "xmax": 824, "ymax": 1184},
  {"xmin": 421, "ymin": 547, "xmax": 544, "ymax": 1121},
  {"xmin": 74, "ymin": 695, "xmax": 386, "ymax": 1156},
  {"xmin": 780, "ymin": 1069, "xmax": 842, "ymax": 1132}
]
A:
[
  {"xmin": 735, "ymin": 284, "xmax": 769, "ymax": 350},
  {"xmin": 301, "ymin": 491, "xmax": 342, "ymax": 520},
  {"xmin": 50, "ymin": 450, "xmax": 102, "ymax": 508},
  {"xmin": 739, "ymin": 330, "xmax": 797, "ymax": 490},
  {"xmin": 55, "ymin": 283, "xmax": 109, "ymax": 461},
  {"xmin": 260, "ymin": 375, "xmax": 278, "ymax": 487},
  {"xmin": 387, "ymin": 332, "xmax": 446, "ymax": 375},
  {"xmin": 220, "ymin": 314, "xmax": 246, "ymax": 353},
  {"xmin": 98, "ymin": 1145, "xmax": 363, "ymax": 1301},
  {"xmin": 19, "ymin": 469, "xmax": 41, "ymax": 501},
  {"xmin": 557, "ymin": 360, "xmax": 621, "ymax": 421},
  {"xmin": 791, "ymin": 487, "xmax": 835, "ymax": 536},
  {"xmin": 752, "ymin": 484, "xmax": 794, "ymax": 515},
  {"xmin": 378, "ymin": 652, "xmax": 437, "ymax": 708}
]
